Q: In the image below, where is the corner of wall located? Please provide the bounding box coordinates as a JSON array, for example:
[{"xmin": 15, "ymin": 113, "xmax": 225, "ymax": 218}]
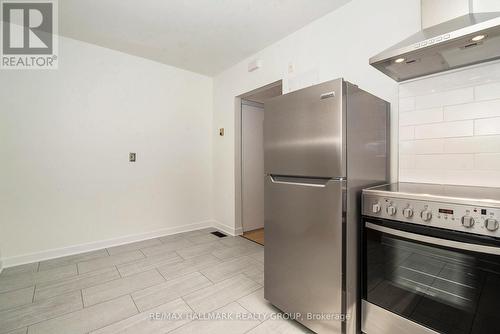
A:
[{"xmin": 212, "ymin": 220, "xmax": 242, "ymax": 236}]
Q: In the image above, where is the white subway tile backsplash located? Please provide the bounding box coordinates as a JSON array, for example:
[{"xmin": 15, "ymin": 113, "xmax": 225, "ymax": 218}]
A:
[
  {"xmin": 443, "ymin": 135, "xmax": 500, "ymax": 153},
  {"xmin": 399, "ymin": 97, "xmax": 415, "ymax": 112},
  {"xmin": 399, "ymin": 61, "xmax": 500, "ymax": 98},
  {"xmin": 400, "ymin": 108, "xmax": 443, "ymax": 126},
  {"xmin": 474, "ymin": 153, "xmax": 500, "ymax": 170},
  {"xmin": 400, "ymin": 139, "xmax": 444, "ymax": 155},
  {"xmin": 414, "ymin": 154, "xmax": 474, "ymax": 170},
  {"xmin": 442, "ymin": 170, "xmax": 500, "ymax": 187},
  {"xmin": 444, "ymin": 99, "xmax": 500, "ymax": 121},
  {"xmin": 414, "ymin": 120, "xmax": 473, "ymax": 139},
  {"xmin": 475, "ymin": 82, "xmax": 500, "ymax": 101},
  {"xmin": 473, "ymin": 0, "xmax": 500, "ymax": 12},
  {"xmin": 399, "ymin": 62, "xmax": 500, "ymax": 187},
  {"xmin": 399, "ymin": 126, "xmax": 415, "ymax": 140},
  {"xmin": 399, "ymin": 155, "xmax": 416, "ymax": 169},
  {"xmin": 399, "ymin": 169, "xmax": 444, "ymax": 184},
  {"xmin": 475, "ymin": 117, "xmax": 500, "ymax": 135},
  {"xmin": 415, "ymin": 87, "xmax": 474, "ymax": 109}
]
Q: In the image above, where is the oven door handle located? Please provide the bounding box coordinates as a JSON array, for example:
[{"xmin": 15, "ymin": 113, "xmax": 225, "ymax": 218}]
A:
[{"xmin": 366, "ymin": 222, "xmax": 500, "ymax": 256}]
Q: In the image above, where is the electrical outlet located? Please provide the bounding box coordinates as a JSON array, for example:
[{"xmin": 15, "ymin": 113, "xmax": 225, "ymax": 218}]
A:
[
  {"xmin": 129, "ymin": 152, "xmax": 136, "ymax": 162},
  {"xmin": 219, "ymin": 128, "xmax": 225, "ymax": 136}
]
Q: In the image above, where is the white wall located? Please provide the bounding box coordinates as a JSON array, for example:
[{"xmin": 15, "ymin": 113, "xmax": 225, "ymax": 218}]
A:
[
  {"xmin": 212, "ymin": 0, "xmax": 421, "ymax": 232},
  {"xmin": 0, "ymin": 36, "xmax": 213, "ymax": 265},
  {"xmin": 399, "ymin": 61, "xmax": 500, "ymax": 186}
]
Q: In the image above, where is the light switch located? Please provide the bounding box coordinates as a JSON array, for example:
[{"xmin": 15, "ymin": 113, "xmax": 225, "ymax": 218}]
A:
[{"xmin": 129, "ymin": 152, "xmax": 136, "ymax": 162}]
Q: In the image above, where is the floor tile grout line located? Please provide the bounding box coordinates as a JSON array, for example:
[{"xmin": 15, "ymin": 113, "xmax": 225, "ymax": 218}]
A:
[
  {"xmin": 0, "ymin": 286, "xmax": 38, "ymax": 313},
  {"xmin": 180, "ymin": 277, "xmax": 262, "ymax": 315},
  {"xmin": 180, "ymin": 295, "xmax": 196, "ymax": 313},
  {"xmin": 235, "ymin": 301, "xmax": 269, "ymax": 333},
  {"xmin": 36, "ymin": 253, "xmax": 111, "ymax": 273},
  {"xmin": 235, "ymin": 285, "xmax": 264, "ymax": 302},
  {"xmin": 200, "ymin": 261, "xmax": 262, "ymax": 284},
  {"xmin": 164, "ymin": 292, "xmax": 264, "ymax": 334},
  {"xmin": 161, "ymin": 297, "xmax": 196, "ymax": 334},
  {"xmin": 23, "ymin": 290, "xmax": 146, "ymax": 331},
  {"xmin": 125, "ymin": 272, "xmax": 213, "ymax": 314},
  {"xmin": 186, "ymin": 286, "xmax": 262, "ymax": 320},
  {"xmin": 33, "ymin": 267, "xmax": 125, "ymax": 302},
  {"xmin": 242, "ymin": 273, "xmax": 264, "ymax": 286},
  {"xmin": 116, "ymin": 265, "xmax": 122, "ymax": 278},
  {"xmin": 31, "ymin": 285, "xmax": 36, "ymax": 303},
  {"xmin": 129, "ymin": 293, "xmax": 141, "ymax": 313},
  {"xmin": 159, "ymin": 261, "xmax": 215, "ymax": 281},
  {"xmin": 197, "ymin": 270, "xmax": 218, "ymax": 285},
  {"xmin": 6, "ymin": 296, "xmax": 86, "ymax": 332},
  {"xmin": 154, "ymin": 267, "xmax": 167, "ymax": 282},
  {"xmin": 114, "ymin": 253, "xmax": 183, "ymax": 278},
  {"xmin": 0, "ymin": 283, "xmax": 37, "ymax": 296},
  {"xmin": 78, "ymin": 254, "xmax": 150, "ymax": 275},
  {"xmin": 80, "ymin": 289, "xmax": 85, "ymax": 308},
  {"xmin": 84, "ymin": 295, "xmax": 144, "ymax": 334},
  {"xmin": 82, "ymin": 269, "xmax": 170, "ymax": 308},
  {"xmin": 14, "ymin": 288, "xmax": 157, "ymax": 333}
]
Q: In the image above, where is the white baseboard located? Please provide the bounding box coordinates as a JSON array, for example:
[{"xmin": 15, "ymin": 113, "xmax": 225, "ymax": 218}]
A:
[
  {"xmin": 213, "ymin": 221, "xmax": 242, "ymax": 236},
  {"xmin": 2, "ymin": 220, "xmax": 215, "ymax": 268}
]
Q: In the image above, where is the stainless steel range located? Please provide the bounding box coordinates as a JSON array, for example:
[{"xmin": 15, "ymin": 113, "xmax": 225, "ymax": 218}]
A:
[{"xmin": 361, "ymin": 182, "xmax": 500, "ymax": 334}]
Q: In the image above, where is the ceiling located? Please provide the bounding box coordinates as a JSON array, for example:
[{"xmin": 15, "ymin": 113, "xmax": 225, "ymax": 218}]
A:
[{"xmin": 59, "ymin": 0, "xmax": 352, "ymax": 76}]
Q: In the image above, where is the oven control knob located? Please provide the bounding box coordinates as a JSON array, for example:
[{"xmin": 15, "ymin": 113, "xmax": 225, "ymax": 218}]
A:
[
  {"xmin": 485, "ymin": 218, "xmax": 499, "ymax": 232},
  {"xmin": 386, "ymin": 205, "xmax": 397, "ymax": 216},
  {"xmin": 372, "ymin": 203, "xmax": 381, "ymax": 213},
  {"xmin": 461, "ymin": 216, "xmax": 475, "ymax": 228},
  {"xmin": 421, "ymin": 210, "xmax": 432, "ymax": 222},
  {"xmin": 403, "ymin": 208, "xmax": 414, "ymax": 218}
]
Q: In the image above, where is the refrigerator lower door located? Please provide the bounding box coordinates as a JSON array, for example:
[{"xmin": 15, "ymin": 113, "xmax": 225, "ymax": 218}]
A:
[{"xmin": 264, "ymin": 175, "xmax": 345, "ymax": 334}]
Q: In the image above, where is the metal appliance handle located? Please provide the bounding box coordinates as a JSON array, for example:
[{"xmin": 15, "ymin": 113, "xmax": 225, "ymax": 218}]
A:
[
  {"xmin": 366, "ymin": 222, "xmax": 500, "ymax": 256},
  {"xmin": 269, "ymin": 175, "xmax": 337, "ymax": 188}
]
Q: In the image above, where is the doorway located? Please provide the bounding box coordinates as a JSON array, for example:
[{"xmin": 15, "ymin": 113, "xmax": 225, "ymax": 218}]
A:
[{"xmin": 238, "ymin": 81, "xmax": 282, "ymax": 245}]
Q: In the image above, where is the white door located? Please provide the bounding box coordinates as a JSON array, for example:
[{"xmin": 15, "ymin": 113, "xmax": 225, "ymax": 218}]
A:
[{"xmin": 242, "ymin": 101, "xmax": 264, "ymax": 232}]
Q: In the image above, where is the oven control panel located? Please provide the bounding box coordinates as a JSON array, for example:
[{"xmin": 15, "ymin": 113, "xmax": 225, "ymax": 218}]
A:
[{"xmin": 362, "ymin": 194, "xmax": 500, "ymax": 238}]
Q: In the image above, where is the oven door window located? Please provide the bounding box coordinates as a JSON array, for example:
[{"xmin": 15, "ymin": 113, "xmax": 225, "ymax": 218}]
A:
[{"xmin": 364, "ymin": 221, "xmax": 500, "ymax": 334}]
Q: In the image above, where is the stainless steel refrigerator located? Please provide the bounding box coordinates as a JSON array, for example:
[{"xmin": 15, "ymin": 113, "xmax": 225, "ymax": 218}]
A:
[{"xmin": 264, "ymin": 78, "xmax": 389, "ymax": 334}]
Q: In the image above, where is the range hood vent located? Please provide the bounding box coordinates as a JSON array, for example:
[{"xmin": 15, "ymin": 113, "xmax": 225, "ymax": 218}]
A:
[{"xmin": 370, "ymin": 1, "xmax": 500, "ymax": 82}]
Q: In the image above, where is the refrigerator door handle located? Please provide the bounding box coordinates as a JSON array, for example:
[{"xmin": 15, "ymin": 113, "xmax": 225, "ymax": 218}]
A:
[{"xmin": 269, "ymin": 175, "xmax": 340, "ymax": 188}]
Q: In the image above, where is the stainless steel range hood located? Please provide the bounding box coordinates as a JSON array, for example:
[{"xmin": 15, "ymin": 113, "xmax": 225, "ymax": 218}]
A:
[{"xmin": 370, "ymin": 1, "xmax": 500, "ymax": 82}]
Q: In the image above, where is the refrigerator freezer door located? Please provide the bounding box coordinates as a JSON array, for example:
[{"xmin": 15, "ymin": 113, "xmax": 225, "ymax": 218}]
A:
[
  {"xmin": 264, "ymin": 175, "xmax": 344, "ymax": 334},
  {"xmin": 264, "ymin": 79, "xmax": 345, "ymax": 178}
]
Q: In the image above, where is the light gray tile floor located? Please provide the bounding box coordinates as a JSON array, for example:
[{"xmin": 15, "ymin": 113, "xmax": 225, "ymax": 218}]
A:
[
  {"xmin": 0, "ymin": 229, "xmax": 311, "ymax": 334},
  {"xmin": 0, "ymin": 288, "xmax": 34, "ymax": 312}
]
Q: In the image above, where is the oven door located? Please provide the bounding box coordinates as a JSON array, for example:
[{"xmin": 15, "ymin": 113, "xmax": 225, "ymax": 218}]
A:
[{"xmin": 362, "ymin": 218, "xmax": 500, "ymax": 334}]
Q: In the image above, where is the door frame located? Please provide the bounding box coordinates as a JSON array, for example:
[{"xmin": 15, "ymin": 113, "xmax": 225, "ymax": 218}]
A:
[
  {"xmin": 240, "ymin": 99, "xmax": 265, "ymax": 233},
  {"xmin": 235, "ymin": 80, "xmax": 282, "ymax": 235}
]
